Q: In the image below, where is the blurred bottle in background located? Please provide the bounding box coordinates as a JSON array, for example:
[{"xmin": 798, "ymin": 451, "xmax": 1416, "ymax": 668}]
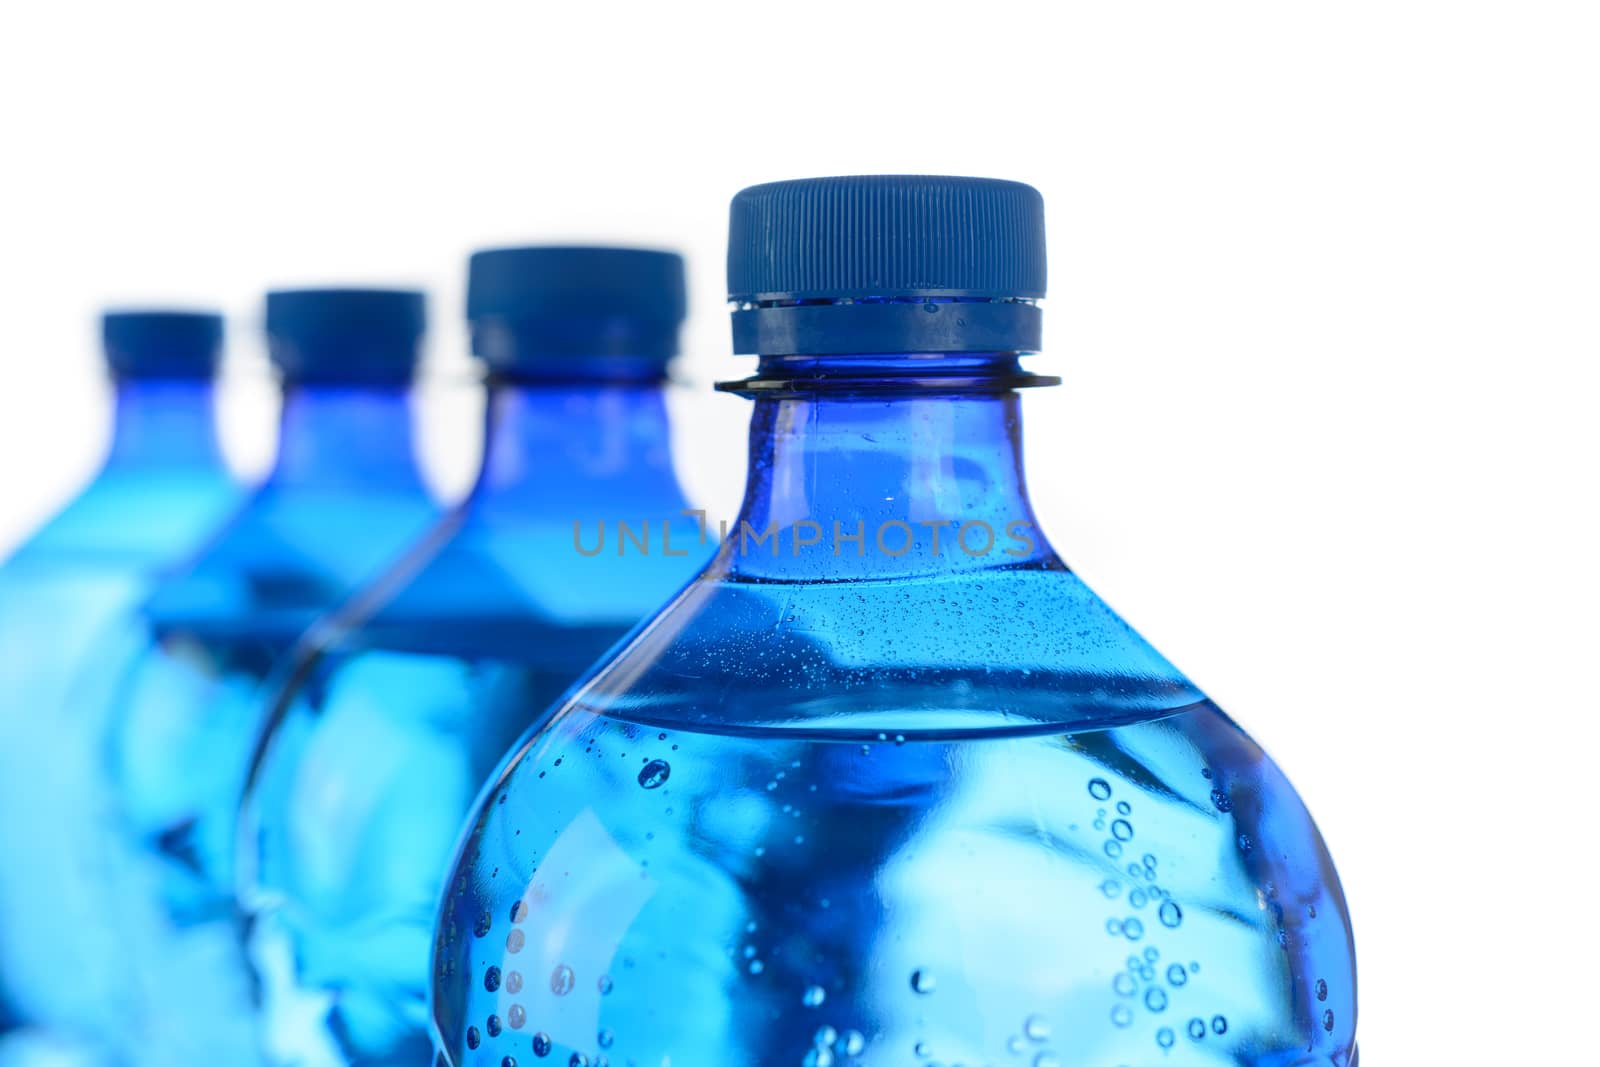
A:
[
  {"xmin": 238, "ymin": 247, "xmax": 707, "ymax": 1067},
  {"xmin": 98, "ymin": 290, "xmax": 441, "ymax": 1066},
  {"xmin": 0, "ymin": 311, "xmax": 242, "ymax": 1067},
  {"xmin": 429, "ymin": 177, "xmax": 1358, "ymax": 1067}
]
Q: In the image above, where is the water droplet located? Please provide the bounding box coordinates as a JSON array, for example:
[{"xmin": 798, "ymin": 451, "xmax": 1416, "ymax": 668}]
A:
[
  {"xmin": 550, "ymin": 965, "xmax": 575, "ymax": 995},
  {"xmin": 804, "ymin": 1047, "xmax": 835, "ymax": 1067},
  {"xmin": 1323, "ymin": 1008, "xmax": 1335, "ymax": 1032},
  {"xmin": 1088, "ymin": 778, "xmax": 1112, "ymax": 801},
  {"xmin": 1211, "ymin": 1015, "xmax": 1228, "ymax": 1035},
  {"xmin": 487, "ymin": 1014, "xmax": 503, "ymax": 1037},
  {"xmin": 1123, "ymin": 917, "xmax": 1144, "ymax": 940},
  {"xmin": 1158, "ymin": 900, "xmax": 1183, "ymax": 928},
  {"xmin": 485, "ymin": 966, "xmax": 502, "ymax": 992},
  {"xmin": 1156, "ymin": 1026, "xmax": 1175, "ymax": 1048},
  {"xmin": 506, "ymin": 928, "xmax": 525, "ymax": 953},
  {"xmin": 1024, "ymin": 1014, "xmax": 1050, "ymax": 1041},
  {"xmin": 748, "ymin": 959, "xmax": 765, "ymax": 974},
  {"xmin": 803, "ymin": 985, "xmax": 826, "ymax": 1007},
  {"xmin": 1166, "ymin": 963, "xmax": 1188, "ymax": 987},
  {"xmin": 504, "ymin": 1058, "xmax": 518, "ymax": 1067},
  {"xmin": 597, "ymin": 974, "xmax": 613, "ymax": 994},
  {"xmin": 1187, "ymin": 1017, "xmax": 1206, "ymax": 1040},
  {"xmin": 1315, "ymin": 977, "xmax": 1328, "ymax": 1001},
  {"xmin": 532, "ymin": 1032, "xmax": 552, "ymax": 1057},
  {"xmin": 911, "ymin": 968, "xmax": 937, "ymax": 994},
  {"xmin": 510, "ymin": 900, "xmax": 528, "ymax": 923},
  {"xmin": 598, "ymin": 1029, "xmax": 614, "ymax": 1048},
  {"xmin": 569, "ymin": 1055, "xmax": 589, "ymax": 1067},
  {"xmin": 841, "ymin": 1030, "xmax": 865, "ymax": 1055},
  {"xmin": 1111, "ymin": 1005, "xmax": 1133, "ymax": 1028},
  {"xmin": 813, "ymin": 1024, "xmax": 838, "ymax": 1048},
  {"xmin": 1144, "ymin": 987, "xmax": 1168, "ymax": 1012},
  {"xmin": 1111, "ymin": 819, "xmax": 1134, "ymax": 841},
  {"xmin": 1209, "ymin": 789, "xmax": 1233, "ymax": 813},
  {"xmin": 508, "ymin": 1004, "xmax": 526, "ymax": 1029},
  {"xmin": 1113, "ymin": 972, "xmax": 1136, "ymax": 996},
  {"xmin": 1237, "ymin": 833, "xmax": 1253, "ymax": 853},
  {"xmin": 505, "ymin": 970, "xmax": 523, "ymax": 994},
  {"xmin": 474, "ymin": 911, "xmax": 492, "ymax": 937},
  {"xmin": 638, "ymin": 759, "xmax": 671, "ymax": 789},
  {"xmin": 467, "ymin": 1027, "xmax": 481, "ymax": 1050}
]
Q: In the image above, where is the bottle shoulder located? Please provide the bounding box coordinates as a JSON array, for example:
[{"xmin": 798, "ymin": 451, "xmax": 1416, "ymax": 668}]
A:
[{"xmin": 566, "ymin": 561, "xmax": 1207, "ymax": 735}]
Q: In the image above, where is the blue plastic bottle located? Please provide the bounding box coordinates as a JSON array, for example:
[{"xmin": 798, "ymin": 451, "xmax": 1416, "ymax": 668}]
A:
[
  {"xmin": 101, "ymin": 290, "xmax": 441, "ymax": 1066},
  {"xmin": 238, "ymin": 247, "xmax": 705, "ymax": 1067},
  {"xmin": 0, "ymin": 311, "xmax": 240, "ymax": 1065},
  {"xmin": 429, "ymin": 178, "xmax": 1358, "ymax": 1067}
]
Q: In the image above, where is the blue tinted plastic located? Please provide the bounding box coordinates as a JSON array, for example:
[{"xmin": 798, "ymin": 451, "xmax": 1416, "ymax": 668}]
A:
[
  {"xmin": 98, "ymin": 382, "xmax": 439, "ymax": 1066},
  {"xmin": 428, "ymin": 179, "xmax": 1357, "ymax": 1066},
  {"xmin": 239, "ymin": 375, "xmax": 706, "ymax": 1066},
  {"xmin": 0, "ymin": 377, "xmax": 240, "ymax": 1062}
]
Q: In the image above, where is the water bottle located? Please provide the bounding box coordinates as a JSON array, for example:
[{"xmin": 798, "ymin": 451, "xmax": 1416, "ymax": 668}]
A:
[
  {"xmin": 0, "ymin": 311, "xmax": 240, "ymax": 1066},
  {"xmin": 238, "ymin": 247, "xmax": 705, "ymax": 1067},
  {"xmin": 102, "ymin": 289, "xmax": 441, "ymax": 1065},
  {"xmin": 429, "ymin": 177, "xmax": 1358, "ymax": 1067}
]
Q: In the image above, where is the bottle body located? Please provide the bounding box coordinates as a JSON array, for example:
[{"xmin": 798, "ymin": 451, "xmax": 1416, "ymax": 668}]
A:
[
  {"xmin": 0, "ymin": 379, "xmax": 239, "ymax": 1056},
  {"xmin": 240, "ymin": 382, "xmax": 705, "ymax": 1067},
  {"xmin": 429, "ymin": 382, "xmax": 1357, "ymax": 1067},
  {"xmin": 99, "ymin": 384, "xmax": 438, "ymax": 1066}
]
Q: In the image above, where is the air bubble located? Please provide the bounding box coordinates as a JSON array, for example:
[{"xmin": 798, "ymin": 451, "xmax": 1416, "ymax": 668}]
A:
[
  {"xmin": 508, "ymin": 1004, "xmax": 526, "ymax": 1029},
  {"xmin": 803, "ymin": 985, "xmax": 826, "ymax": 1007},
  {"xmin": 1323, "ymin": 1009, "xmax": 1335, "ymax": 1032},
  {"xmin": 570, "ymin": 1055, "xmax": 589, "ymax": 1067},
  {"xmin": 1315, "ymin": 978, "xmax": 1328, "ymax": 1001},
  {"xmin": 598, "ymin": 1029, "xmax": 614, "ymax": 1048},
  {"xmin": 1111, "ymin": 819, "xmax": 1134, "ymax": 841},
  {"xmin": 841, "ymin": 1030, "xmax": 865, "ymax": 1055},
  {"xmin": 532, "ymin": 1032, "xmax": 552, "ymax": 1057},
  {"xmin": 1158, "ymin": 900, "xmax": 1183, "ymax": 928},
  {"xmin": 1209, "ymin": 789, "xmax": 1233, "ymax": 813},
  {"xmin": 814, "ymin": 1025, "xmax": 837, "ymax": 1048},
  {"xmin": 597, "ymin": 974, "xmax": 613, "ymax": 995},
  {"xmin": 1211, "ymin": 1015, "xmax": 1228, "ymax": 1035},
  {"xmin": 1166, "ymin": 964, "xmax": 1188, "ymax": 987},
  {"xmin": 1123, "ymin": 918, "xmax": 1144, "ymax": 940},
  {"xmin": 510, "ymin": 900, "xmax": 528, "ymax": 923},
  {"xmin": 467, "ymin": 1027, "xmax": 481, "ymax": 1050},
  {"xmin": 1100, "ymin": 880, "xmax": 1122, "ymax": 899},
  {"xmin": 911, "ymin": 969, "xmax": 937, "ymax": 994},
  {"xmin": 504, "ymin": 1058, "xmax": 518, "ymax": 1067},
  {"xmin": 1128, "ymin": 888, "xmax": 1147, "ymax": 908},
  {"xmin": 1157, "ymin": 1027, "xmax": 1175, "ymax": 1049},
  {"xmin": 1113, "ymin": 972, "xmax": 1136, "ymax": 997},
  {"xmin": 1024, "ymin": 1015, "xmax": 1050, "ymax": 1041},
  {"xmin": 1187, "ymin": 1017, "xmax": 1205, "ymax": 1040},
  {"xmin": 1111, "ymin": 1005, "xmax": 1133, "ymax": 1028},
  {"xmin": 1088, "ymin": 778, "xmax": 1112, "ymax": 801},
  {"xmin": 487, "ymin": 1015, "xmax": 502, "ymax": 1037},
  {"xmin": 506, "ymin": 970, "xmax": 523, "ymax": 994},
  {"xmin": 1034, "ymin": 1054, "xmax": 1060, "ymax": 1067},
  {"xmin": 550, "ymin": 965, "xmax": 575, "ymax": 995},
  {"xmin": 506, "ymin": 929, "xmax": 525, "ymax": 953},
  {"xmin": 638, "ymin": 759, "xmax": 671, "ymax": 789},
  {"xmin": 474, "ymin": 912, "xmax": 492, "ymax": 937},
  {"xmin": 1116, "ymin": 801, "xmax": 1131, "ymax": 815},
  {"xmin": 485, "ymin": 966, "xmax": 501, "ymax": 992},
  {"xmin": 1144, "ymin": 987, "xmax": 1167, "ymax": 1012},
  {"xmin": 1104, "ymin": 840, "xmax": 1124, "ymax": 859},
  {"xmin": 749, "ymin": 959, "xmax": 765, "ymax": 974}
]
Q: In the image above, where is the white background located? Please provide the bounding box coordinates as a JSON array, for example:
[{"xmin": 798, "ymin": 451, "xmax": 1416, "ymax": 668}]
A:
[{"xmin": 2, "ymin": 2, "xmax": 1597, "ymax": 1059}]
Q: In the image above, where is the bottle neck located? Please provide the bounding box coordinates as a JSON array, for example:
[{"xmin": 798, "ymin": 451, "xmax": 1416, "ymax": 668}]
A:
[
  {"xmin": 719, "ymin": 352, "xmax": 1057, "ymax": 580},
  {"xmin": 102, "ymin": 379, "xmax": 226, "ymax": 474},
  {"xmin": 267, "ymin": 382, "xmax": 426, "ymax": 492},
  {"xmin": 472, "ymin": 378, "xmax": 690, "ymax": 517}
]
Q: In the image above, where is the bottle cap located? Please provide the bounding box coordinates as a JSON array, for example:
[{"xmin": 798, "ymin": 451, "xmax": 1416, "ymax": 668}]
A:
[
  {"xmin": 727, "ymin": 175, "xmax": 1046, "ymax": 356},
  {"xmin": 264, "ymin": 288, "xmax": 426, "ymax": 384},
  {"xmin": 101, "ymin": 310, "xmax": 224, "ymax": 380},
  {"xmin": 467, "ymin": 246, "xmax": 687, "ymax": 376}
]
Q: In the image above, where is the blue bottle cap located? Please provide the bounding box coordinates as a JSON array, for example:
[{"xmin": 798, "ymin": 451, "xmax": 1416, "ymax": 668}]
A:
[
  {"xmin": 727, "ymin": 175, "xmax": 1047, "ymax": 356},
  {"xmin": 466, "ymin": 246, "xmax": 687, "ymax": 376},
  {"xmin": 264, "ymin": 288, "xmax": 427, "ymax": 384},
  {"xmin": 101, "ymin": 310, "xmax": 224, "ymax": 380}
]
